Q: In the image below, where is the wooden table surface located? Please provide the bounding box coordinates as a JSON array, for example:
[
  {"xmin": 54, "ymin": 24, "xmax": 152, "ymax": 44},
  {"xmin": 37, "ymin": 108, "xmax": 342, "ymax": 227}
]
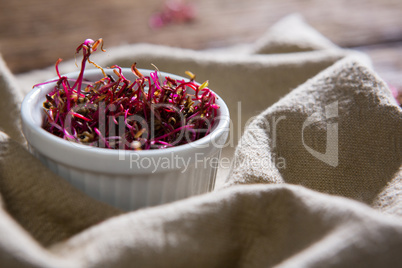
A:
[{"xmin": 1, "ymin": 0, "xmax": 401, "ymax": 89}]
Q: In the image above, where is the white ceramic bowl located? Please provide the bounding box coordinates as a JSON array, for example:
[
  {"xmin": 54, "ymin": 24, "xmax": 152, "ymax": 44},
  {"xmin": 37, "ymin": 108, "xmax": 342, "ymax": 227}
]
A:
[{"xmin": 21, "ymin": 68, "xmax": 230, "ymax": 211}]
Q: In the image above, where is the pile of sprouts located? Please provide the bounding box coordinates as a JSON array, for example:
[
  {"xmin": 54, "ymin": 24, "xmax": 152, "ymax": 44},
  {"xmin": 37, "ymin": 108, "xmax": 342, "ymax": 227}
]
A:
[{"xmin": 38, "ymin": 38, "xmax": 219, "ymax": 150}]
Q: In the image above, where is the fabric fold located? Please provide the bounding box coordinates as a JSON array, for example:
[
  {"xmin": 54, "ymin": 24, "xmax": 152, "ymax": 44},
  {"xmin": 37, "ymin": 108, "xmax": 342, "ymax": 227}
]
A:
[
  {"xmin": 0, "ymin": 55, "xmax": 25, "ymax": 144},
  {"xmin": 252, "ymin": 14, "xmax": 339, "ymax": 54},
  {"xmin": 0, "ymin": 131, "xmax": 121, "ymax": 247},
  {"xmin": 226, "ymin": 56, "xmax": 402, "ymax": 210},
  {"xmin": 47, "ymin": 185, "xmax": 402, "ymax": 268}
]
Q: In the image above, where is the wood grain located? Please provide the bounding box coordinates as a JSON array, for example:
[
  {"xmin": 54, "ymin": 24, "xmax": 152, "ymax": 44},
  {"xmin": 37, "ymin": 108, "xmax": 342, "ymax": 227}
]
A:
[{"xmin": 1, "ymin": 0, "xmax": 402, "ymax": 75}]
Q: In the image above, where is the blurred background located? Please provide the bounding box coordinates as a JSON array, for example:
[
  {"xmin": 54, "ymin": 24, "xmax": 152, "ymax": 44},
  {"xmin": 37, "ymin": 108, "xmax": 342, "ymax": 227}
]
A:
[{"xmin": 0, "ymin": 0, "xmax": 401, "ymax": 88}]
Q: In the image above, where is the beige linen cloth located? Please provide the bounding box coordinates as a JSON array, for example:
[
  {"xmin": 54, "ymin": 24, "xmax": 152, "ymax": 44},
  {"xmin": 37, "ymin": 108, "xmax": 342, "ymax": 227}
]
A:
[{"xmin": 0, "ymin": 15, "xmax": 401, "ymax": 267}]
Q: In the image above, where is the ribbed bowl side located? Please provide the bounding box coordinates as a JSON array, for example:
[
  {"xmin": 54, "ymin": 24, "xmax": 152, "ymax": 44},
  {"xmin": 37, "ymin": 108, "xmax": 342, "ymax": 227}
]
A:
[{"xmin": 28, "ymin": 146, "xmax": 221, "ymax": 211}]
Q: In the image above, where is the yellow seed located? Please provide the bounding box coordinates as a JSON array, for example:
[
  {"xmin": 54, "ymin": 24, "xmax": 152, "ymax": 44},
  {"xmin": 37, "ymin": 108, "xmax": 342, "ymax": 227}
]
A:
[
  {"xmin": 113, "ymin": 69, "xmax": 121, "ymax": 77},
  {"xmin": 134, "ymin": 128, "xmax": 146, "ymax": 139},
  {"xmin": 80, "ymin": 131, "xmax": 95, "ymax": 143},
  {"xmin": 168, "ymin": 117, "xmax": 176, "ymax": 124},
  {"xmin": 199, "ymin": 80, "xmax": 209, "ymax": 91},
  {"xmin": 185, "ymin": 71, "xmax": 196, "ymax": 80}
]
